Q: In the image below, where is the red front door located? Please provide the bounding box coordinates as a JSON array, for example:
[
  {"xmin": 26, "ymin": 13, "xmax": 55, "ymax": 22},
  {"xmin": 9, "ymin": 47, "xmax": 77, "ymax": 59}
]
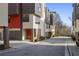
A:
[{"xmin": 25, "ymin": 29, "xmax": 32, "ymax": 40}]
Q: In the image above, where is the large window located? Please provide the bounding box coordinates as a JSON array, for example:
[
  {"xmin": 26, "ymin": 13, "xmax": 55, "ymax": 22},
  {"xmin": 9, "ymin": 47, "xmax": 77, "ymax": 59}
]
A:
[
  {"xmin": 50, "ymin": 14, "xmax": 53, "ymax": 25},
  {"xmin": 34, "ymin": 29, "xmax": 36, "ymax": 37},
  {"xmin": 35, "ymin": 16, "xmax": 40, "ymax": 24},
  {"xmin": 78, "ymin": 32, "xmax": 79, "ymax": 41},
  {"xmin": 77, "ymin": 4, "xmax": 79, "ymax": 8},
  {"xmin": 38, "ymin": 3, "xmax": 42, "ymax": 13},
  {"xmin": 23, "ymin": 15, "xmax": 29, "ymax": 22},
  {"xmin": 8, "ymin": 16, "xmax": 11, "ymax": 23}
]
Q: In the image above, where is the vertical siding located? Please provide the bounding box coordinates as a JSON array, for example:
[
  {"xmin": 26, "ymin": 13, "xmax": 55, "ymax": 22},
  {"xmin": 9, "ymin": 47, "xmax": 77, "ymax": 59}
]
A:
[
  {"xmin": 22, "ymin": 3, "xmax": 35, "ymax": 14},
  {"xmin": 9, "ymin": 31, "xmax": 22, "ymax": 40},
  {"xmin": 8, "ymin": 3, "xmax": 20, "ymax": 15}
]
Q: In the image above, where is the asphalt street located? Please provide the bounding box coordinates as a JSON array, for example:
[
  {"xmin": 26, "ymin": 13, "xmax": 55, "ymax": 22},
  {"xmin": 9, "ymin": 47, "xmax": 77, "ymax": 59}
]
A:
[{"xmin": 0, "ymin": 37, "xmax": 76, "ymax": 56}]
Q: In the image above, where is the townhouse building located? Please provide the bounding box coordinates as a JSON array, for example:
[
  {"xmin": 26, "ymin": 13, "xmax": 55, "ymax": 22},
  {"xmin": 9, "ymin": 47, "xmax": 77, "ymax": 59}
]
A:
[
  {"xmin": 50, "ymin": 11, "xmax": 56, "ymax": 37},
  {"xmin": 8, "ymin": 3, "xmax": 44, "ymax": 42},
  {"xmin": 45, "ymin": 7, "xmax": 51, "ymax": 38},
  {"xmin": 8, "ymin": 3, "xmax": 22, "ymax": 40},
  {"xmin": 22, "ymin": 3, "xmax": 42, "ymax": 42},
  {"xmin": 40, "ymin": 4, "xmax": 46, "ymax": 37},
  {"xmin": 72, "ymin": 3, "xmax": 79, "ymax": 46},
  {"xmin": 50, "ymin": 11, "xmax": 62, "ymax": 37}
]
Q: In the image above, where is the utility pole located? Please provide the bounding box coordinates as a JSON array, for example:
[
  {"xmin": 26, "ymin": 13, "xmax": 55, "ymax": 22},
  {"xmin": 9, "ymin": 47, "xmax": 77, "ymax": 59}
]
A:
[{"xmin": 3, "ymin": 26, "xmax": 10, "ymax": 48}]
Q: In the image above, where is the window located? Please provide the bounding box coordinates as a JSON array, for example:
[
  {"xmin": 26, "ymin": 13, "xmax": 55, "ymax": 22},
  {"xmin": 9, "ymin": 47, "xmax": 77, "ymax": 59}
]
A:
[
  {"xmin": 8, "ymin": 16, "xmax": 11, "ymax": 23},
  {"xmin": 38, "ymin": 3, "xmax": 41, "ymax": 12},
  {"xmin": 77, "ymin": 4, "xmax": 79, "ymax": 8},
  {"xmin": 35, "ymin": 16, "xmax": 40, "ymax": 24},
  {"xmin": 23, "ymin": 15, "xmax": 29, "ymax": 22},
  {"xmin": 34, "ymin": 29, "xmax": 36, "ymax": 37},
  {"xmin": 50, "ymin": 14, "xmax": 53, "ymax": 25},
  {"xmin": 78, "ymin": 32, "xmax": 79, "ymax": 41},
  {"xmin": 49, "ymin": 25, "xmax": 50, "ymax": 28},
  {"xmin": 46, "ymin": 24, "xmax": 49, "ymax": 29}
]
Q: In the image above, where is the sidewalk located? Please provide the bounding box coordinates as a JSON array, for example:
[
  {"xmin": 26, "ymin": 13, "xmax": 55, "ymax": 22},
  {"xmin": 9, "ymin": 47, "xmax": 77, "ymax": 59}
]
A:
[
  {"xmin": 0, "ymin": 41, "xmax": 32, "ymax": 54},
  {"xmin": 51, "ymin": 36, "xmax": 71, "ymax": 38},
  {"xmin": 65, "ymin": 38, "xmax": 76, "ymax": 56},
  {"xmin": 68, "ymin": 45, "xmax": 79, "ymax": 56},
  {"xmin": 66, "ymin": 39, "xmax": 79, "ymax": 56}
]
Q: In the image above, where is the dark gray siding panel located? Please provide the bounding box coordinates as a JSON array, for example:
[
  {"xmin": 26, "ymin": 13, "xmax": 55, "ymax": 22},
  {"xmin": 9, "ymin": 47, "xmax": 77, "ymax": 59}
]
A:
[
  {"xmin": 22, "ymin": 3, "xmax": 35, "ymax": 14},
  {"xmin": 9, "ymin": 31, "xmax": 22, "ymax": 40},
  {"xmin": 50, "ymin": 14, "xmax": 53, "ymax": 25},
  {"xmin": 0, "ymin": 32, "xmax": 1, "ymax": 40},
  {"xmin": 8, "ymin": 3, "xmax": 19, "ymax": 15}
]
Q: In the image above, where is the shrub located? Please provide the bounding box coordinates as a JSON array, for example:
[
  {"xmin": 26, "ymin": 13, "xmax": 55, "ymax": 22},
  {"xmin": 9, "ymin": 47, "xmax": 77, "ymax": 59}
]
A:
[
  {"xmin": 39, "ymin": 36, "xmax": 45, "ymax": 41},
  {"xmin": 0, "ymin": 44, "xmax": 10, "ymax": 50},
  {"xmin": 34, "ymin": 39, "xmax": 38, "ymax": 42},
  {"xmin": 45, "ymin": 36, "xmax": 50, "ymax": 39},
  {"xmin": 0, "ymin": 44, "xmax": 5, "ymax": 50},
  {"xmin": 71, "ymin": 35, "xmax": 76, "ymax": 41}
]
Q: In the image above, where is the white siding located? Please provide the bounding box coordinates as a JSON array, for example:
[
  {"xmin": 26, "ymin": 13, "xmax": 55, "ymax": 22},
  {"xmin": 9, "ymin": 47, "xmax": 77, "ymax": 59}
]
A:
[
  {"xmin": 23, "ymin": 14, "xmax": 40, "ymax": 29},
  {"xmin": 45, "ymin": 24, "xmax": 50, "ymax": 32},
  {"xmin": 75, "ymin": 19, "xmax": 79, "ymax": 32},
  {"xmin": 40, "ymin": 4, "xmax": 46, "ymax": 36},
  {"xmin": 23, "ymin": 14, "xmax": 33, "ymax": 29},
  {"xmin": 0, "ymin": 3, "xmax": 8, "ymax": 26},
  {"xmin": 33, "ymin": 15, "xmax": 40, "ymax": 29}
]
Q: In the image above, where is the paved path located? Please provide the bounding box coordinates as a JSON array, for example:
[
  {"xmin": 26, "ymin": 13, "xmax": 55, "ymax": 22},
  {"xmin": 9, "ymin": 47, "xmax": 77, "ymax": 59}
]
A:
[{"xmin": 0, "ymin": 37, "xmax": 76, "ymax": 56}]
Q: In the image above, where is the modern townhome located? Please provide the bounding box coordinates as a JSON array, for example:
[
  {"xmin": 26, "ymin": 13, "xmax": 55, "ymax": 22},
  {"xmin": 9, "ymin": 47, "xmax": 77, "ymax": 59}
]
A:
[
  {"xmin": 40, "ymin": 4, "xmax": 46, "ymax": 38},
  {"xmin": 45, "ymin": 7, "xmax": 51, "ymax": 38},
  {"xmin": 8, "ymin": 3, "xmax": 44, "ymax": 42},
  {"xmin": 8, "ymin": 3, "xmax": 63, "ymax": 42},
  {"xmin": 50, "ymin": 11, "xmax": 55, "ymax": 37},
  {"xmin": 50, "ymin": 11, "xmax": 62, "ymax": 36},
  {"xmin": 72, "ymin": 3, "xmax": 79, "ymax": 46},
  {"xmin": 8, "ymin": 3, "xmax": 22, "ymax": 40},
  {"xmin": 22, "ymin": 3, "xmax": 42, "ymax": 42}
]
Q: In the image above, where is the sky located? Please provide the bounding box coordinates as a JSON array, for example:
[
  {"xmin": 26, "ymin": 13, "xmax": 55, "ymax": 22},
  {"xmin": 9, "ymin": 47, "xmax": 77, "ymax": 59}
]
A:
[{"xmin": 47, "ymin": 3, "xmax": 73, "ymax": 27}]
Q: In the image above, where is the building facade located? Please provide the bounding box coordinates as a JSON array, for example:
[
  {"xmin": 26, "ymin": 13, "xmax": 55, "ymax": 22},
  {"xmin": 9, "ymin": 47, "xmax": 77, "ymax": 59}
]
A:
[
  {"xmin": 22, "ymin": 3, "xmax": 42, "ymax": 42},
  {"xmin": 50, "ymin": 11, "xmax": 62, "ymax": 37},
  {"xmin": 72, "ymin": 3, "xmax": 79, "ymax": 46},
  {"xmin": 45, "ymin": 7, "xmax": 51, "ymax": 38},
  {"xmin": 0, "ymin": 3, "xmax": 8, "ymax": 40},
  {"xmin": 40, "ymin": 4, "xmax": 46, "ymax": 37},
  {"xmin": 8, "ymin": 3, "xmax": 43, "ymax": 41},
  {"xmin": 8, "ymin": 3, "xmax": 22, "ymax": 40}
]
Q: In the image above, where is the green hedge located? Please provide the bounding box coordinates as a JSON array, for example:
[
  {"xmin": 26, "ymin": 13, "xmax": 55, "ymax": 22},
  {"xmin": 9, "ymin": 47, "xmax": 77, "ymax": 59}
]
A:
[
  {"xmin": 71, "ymin": 35, "xmax": 76, "ymax": 41},
  {"xmin": 0, "ymin": 44, "xmax": 10, "ymax": 50},
  {"xmin": 0, "ymin": 44, "xmax": 5, "ymax": 50},
  {"xmin": 39, "ymin": 36, "xmax": 45, "ymax": 41}
]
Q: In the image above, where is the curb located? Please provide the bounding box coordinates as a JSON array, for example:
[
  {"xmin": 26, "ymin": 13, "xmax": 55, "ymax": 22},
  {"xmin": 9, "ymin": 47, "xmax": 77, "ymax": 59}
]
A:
[{"xmin": 67, "ymin": 46, "xmax": 73, "ymax": 56}]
